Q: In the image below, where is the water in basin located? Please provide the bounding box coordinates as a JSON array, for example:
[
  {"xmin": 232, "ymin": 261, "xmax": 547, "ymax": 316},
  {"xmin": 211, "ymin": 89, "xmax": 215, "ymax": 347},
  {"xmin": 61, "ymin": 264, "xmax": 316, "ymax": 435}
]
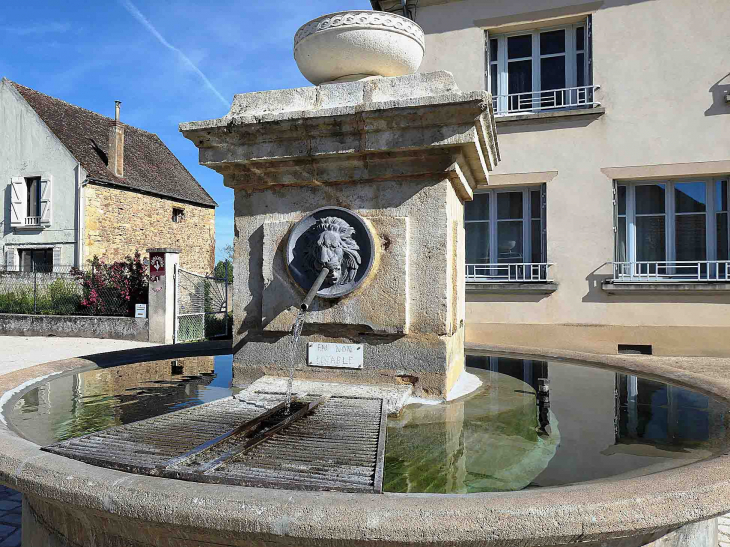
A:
[{"xmin": 7, "ymin": 353, "xmax": 729, "ymax": 494}]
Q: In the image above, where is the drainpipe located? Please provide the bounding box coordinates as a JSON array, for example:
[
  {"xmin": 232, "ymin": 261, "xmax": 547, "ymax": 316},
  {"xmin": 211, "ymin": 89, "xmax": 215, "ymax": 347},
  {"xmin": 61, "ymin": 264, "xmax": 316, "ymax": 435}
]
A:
[
  {"xmin": 75, "ymin": 163, "xmax": 82, "ymax": 268},
  {"xmin": 76, "ymin": 165, "xmax": 90, "ymax": 269}
]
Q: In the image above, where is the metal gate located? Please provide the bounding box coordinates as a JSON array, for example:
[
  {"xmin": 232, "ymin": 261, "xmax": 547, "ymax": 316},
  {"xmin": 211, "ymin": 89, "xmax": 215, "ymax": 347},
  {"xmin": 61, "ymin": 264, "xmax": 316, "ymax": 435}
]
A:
[{"xmin": 174, "ymin": 266, "xmax": 229, "ymax": 343}]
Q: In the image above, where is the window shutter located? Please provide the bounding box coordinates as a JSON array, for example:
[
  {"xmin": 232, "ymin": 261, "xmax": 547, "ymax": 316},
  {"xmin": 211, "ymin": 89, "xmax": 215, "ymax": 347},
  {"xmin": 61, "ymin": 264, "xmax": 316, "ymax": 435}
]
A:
[
  {"xmin": 540, "ymin": 183, "xmax": 547, "ymax": 262},
  {"xmin": 5, "ymin": 249, "xmax": 16, "ymax": 272},
  {"xmin": 39, "ymin": 176, "xmax": 52, "ymax": 225},
  {"xmin": 53, "ymin": 247, "xmax": 61, "ymax": 270},
  {"xmin": 612, "ymin": 180, "xmax": 620, "ymax": 262},
  {"xmin": 586, "ymin": 15, "xmax": 593, "ymax": 86},
  {"xmin": 484, "ymin": 30, "xmax": 490, "ymax": 92},
  {"xmin": 10, "ymin": 177, "xmax": 26, "ymax": 227}
]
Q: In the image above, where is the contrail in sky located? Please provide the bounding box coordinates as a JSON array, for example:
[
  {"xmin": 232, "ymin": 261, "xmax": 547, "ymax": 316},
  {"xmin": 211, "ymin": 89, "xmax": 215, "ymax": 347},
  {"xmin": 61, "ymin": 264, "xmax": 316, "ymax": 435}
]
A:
[{"xmin": 119, "ymin": 0, "xmax": 229, "ymax": 108}]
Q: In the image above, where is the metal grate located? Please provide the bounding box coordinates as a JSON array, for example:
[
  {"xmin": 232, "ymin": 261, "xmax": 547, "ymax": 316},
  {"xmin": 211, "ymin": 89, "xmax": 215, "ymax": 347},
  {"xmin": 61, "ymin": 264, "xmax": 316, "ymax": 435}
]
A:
[
  {"xmin": 176, "ymin": 268, "xmax": 229, "ymax": 342},
  {"xmin": 466, "ymin": 262, "xmax": 554, "ymax": 283},
  {"xmin": 0, "ymin": 264, "xmax": 146, "ymax": 316},
  {"xmin": 493, "ymin": 85, "xmax": 601, "ymax": 116},
  {"xmin": 43, "ymin": 393, "xmax": 387, "ymax": 493},
  {"xmin": 610, "ymin": 261, "xmax": 730, "ymax": 282}
]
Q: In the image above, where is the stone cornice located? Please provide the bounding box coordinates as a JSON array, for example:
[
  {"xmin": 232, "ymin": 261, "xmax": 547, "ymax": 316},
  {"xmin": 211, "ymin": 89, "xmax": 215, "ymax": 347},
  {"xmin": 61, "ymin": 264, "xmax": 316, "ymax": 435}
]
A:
[{"xmin": 180, "ymin": 72, "xmax": 499, "ymax": 191}]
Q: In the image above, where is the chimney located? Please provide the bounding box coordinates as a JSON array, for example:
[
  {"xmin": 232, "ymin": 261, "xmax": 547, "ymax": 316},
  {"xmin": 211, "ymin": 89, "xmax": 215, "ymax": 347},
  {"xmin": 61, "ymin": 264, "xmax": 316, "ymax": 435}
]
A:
[{"xmin": 108, "ymin": 100, "xmax": 124, "ymax": 177}]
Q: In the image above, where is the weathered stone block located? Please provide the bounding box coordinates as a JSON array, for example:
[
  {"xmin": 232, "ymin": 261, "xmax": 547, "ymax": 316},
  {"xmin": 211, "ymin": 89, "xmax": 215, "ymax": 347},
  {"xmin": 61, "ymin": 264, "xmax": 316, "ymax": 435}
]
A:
[{"xmin": 181, "ymin": 71, "xmax": 499, "ymax": 398}]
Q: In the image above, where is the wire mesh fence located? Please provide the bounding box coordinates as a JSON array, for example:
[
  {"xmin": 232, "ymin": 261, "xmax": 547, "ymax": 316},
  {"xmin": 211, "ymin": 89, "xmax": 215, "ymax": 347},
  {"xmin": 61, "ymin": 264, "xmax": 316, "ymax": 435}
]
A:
[
  {"xmin": 0, "ymin": 264, "xmax": 148, "ymax": 317},
  {"xmin": 176, "ymin": 267, "xmax": 229, "ymax": 342}
]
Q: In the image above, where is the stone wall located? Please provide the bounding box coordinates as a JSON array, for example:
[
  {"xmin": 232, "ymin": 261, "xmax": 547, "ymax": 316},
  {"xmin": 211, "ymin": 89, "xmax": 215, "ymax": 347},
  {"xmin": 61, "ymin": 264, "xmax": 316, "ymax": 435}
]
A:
[
  {"xmin": 84, "ymin": 184, "xmax": 215, "ymax": 273},
  {"xmin": 0, "ymin": 314, "xmax": 148, "ymax": 341}
]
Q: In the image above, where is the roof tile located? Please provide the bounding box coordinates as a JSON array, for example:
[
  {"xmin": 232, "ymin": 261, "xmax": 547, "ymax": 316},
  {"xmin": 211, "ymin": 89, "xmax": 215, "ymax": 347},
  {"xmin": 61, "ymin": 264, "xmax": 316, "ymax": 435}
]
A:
[{"xmin": 10, "ymin": 81, "xmax": 217, "ymax": 207}]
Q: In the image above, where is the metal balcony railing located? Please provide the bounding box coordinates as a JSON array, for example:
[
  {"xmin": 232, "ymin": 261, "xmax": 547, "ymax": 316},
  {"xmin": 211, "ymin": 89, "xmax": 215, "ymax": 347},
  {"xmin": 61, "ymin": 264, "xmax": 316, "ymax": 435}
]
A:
[
  {"xmin": 611, "ymin": 261, "xmax": 730, "ymax": 283},
  {"xmin": 492, "ymin": 85, "xmax": 601, "ymax": 116},
  {"xmin": 466, "ymin": 263, "xmax": 554, "ymax": 283},
  {"xmin": 24, "ymin": 216, "xmax": 41, "ymax": 226}
]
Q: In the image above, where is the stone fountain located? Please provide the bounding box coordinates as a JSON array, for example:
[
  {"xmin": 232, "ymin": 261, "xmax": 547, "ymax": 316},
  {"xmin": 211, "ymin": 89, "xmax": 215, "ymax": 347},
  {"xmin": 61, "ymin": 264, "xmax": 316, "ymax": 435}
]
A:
[
  {"xmin": 1, "ymin": 10, "xmax": 728, "ymax": 547},
  {"xmin": 180, "ymin": 10, "xmax": 499, "ymax": 399}
]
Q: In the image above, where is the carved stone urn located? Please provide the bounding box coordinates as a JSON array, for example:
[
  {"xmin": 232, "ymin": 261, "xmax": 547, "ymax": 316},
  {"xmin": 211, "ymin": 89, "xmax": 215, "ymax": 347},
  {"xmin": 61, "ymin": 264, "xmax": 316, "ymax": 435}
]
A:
[{"xmin": 294, "ymin": 10, "xmax": 425, "ymax": 85}]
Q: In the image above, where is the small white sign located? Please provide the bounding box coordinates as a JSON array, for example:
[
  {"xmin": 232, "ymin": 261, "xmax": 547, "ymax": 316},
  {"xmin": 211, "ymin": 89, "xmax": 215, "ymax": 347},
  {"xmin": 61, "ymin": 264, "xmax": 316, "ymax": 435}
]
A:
[
  {"xmin": 135, "ymin": 304, "xmax": 147, "ymax": 318},
  {"xmin": 308, "ymin": 342, "xmax": 363, "ymax": 369}
]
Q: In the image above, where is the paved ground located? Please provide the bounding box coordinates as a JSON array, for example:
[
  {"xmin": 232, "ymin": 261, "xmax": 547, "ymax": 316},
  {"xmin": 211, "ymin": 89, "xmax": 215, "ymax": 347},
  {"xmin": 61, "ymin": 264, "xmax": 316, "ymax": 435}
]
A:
[
  {"xmin": 0, "ymin": 336, "xmax": 157, "ymax": 375},
  {"xmin": 0, "ymin": 486, "xmax": 21, "ymax": 547},
  {"xmin": 0, "ymin": 335, "xmax": 157, "ymax": 545}
]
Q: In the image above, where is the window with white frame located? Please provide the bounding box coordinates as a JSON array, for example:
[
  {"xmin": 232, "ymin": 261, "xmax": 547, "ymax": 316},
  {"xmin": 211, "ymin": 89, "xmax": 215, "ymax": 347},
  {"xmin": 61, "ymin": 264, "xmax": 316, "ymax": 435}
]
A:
[
  {"xmin": 465, "ymin": 186, "xmax": 548, "ymax": 282},
  {"xmin": 487, "ymin": 19, "xmax": 595, "ymax": 115},
  {"xmin": 615, "ymin": 179, "xmax": 730, "ymax": 281},
  {"xmin": 9, "ymin": 175, "xmax": 52, "ymax": 228}
]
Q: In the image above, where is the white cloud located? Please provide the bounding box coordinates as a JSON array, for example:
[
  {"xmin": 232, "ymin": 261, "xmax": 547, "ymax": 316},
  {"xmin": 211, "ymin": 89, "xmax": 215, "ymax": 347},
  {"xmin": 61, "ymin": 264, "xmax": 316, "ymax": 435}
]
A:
[
  {"xmin": 118, "ymin": 0, "xmax": 229, "ymax": 108},
  {"xmin": 2, "ymin": 22, "xmax": 71, "ymax": 36}
]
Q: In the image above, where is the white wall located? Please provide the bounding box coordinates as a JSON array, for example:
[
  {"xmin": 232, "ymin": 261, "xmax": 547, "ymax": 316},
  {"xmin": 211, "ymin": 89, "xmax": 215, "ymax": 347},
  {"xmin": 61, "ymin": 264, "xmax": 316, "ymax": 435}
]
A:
[
  {"xmin": 411, "ymin": 0, "xmax": 730, "ymax": 336},
  {"xmin": 0, "ymin": 80, "xmax": 80, "ymax": 267}
]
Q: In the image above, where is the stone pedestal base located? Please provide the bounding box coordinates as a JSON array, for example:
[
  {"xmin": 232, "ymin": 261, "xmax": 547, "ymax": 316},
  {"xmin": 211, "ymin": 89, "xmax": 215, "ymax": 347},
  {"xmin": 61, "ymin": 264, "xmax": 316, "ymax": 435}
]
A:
[{"xmin": 235, "ymin": 327, "xmax": 464, "ymax": 399}]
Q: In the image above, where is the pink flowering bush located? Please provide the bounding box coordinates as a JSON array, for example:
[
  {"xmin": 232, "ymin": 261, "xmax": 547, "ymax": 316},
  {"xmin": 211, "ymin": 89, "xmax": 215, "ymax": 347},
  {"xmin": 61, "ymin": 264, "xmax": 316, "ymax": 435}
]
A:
[{"xmin": 71, "ymin": 252, "xmax": 149, "ymax": 316}]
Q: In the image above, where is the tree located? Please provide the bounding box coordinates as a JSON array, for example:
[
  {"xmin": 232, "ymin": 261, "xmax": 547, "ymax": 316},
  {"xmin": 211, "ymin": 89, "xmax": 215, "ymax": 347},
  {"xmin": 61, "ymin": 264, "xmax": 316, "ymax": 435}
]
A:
[{"xmin": 214, "ymin": 259, "xmax": 233, "ymax": 283}]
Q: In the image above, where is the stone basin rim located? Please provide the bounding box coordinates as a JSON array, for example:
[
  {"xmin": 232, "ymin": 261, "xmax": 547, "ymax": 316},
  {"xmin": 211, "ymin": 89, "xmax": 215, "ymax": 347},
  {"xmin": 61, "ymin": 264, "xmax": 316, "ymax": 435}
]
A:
[{"xmin": 2, "ymin": 343, "xmax": 730, "ymax": 546}]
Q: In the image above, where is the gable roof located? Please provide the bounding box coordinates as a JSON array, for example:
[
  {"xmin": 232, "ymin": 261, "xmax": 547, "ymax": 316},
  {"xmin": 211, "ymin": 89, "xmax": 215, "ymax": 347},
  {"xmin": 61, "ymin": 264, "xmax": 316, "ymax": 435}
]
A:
[{"xmin": 8, "ymin": 80, "xmax": 217, "ymax": 208}]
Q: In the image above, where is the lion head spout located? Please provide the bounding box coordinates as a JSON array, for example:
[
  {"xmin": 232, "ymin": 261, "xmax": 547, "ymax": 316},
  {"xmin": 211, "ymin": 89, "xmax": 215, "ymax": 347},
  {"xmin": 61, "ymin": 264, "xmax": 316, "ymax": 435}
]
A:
[{"xmin": 305, "ymin": 217, "xmax": 361, "ymax": 286}]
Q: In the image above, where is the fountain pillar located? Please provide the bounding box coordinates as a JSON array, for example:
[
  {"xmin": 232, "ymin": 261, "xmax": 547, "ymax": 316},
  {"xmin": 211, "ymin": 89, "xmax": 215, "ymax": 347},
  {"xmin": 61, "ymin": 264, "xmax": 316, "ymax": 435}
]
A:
[{"xmin": 181, "ymin": 71, "xmax": 499, "ymax": 398}]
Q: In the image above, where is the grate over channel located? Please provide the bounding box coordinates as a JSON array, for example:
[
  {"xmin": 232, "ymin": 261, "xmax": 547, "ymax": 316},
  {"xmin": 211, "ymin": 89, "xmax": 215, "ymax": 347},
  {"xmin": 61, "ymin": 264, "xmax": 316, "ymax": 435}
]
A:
[{"xmin": 42, "ymin": 393, "xmax": 387, "ymax": 493}]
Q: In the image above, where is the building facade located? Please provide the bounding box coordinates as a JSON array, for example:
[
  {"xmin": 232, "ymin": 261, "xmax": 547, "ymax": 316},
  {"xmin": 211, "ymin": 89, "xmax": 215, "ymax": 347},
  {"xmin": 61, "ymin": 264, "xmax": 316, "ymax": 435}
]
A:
[
  {"xmin": 0, "ymin": 79, "xmax": 216, "ymax": 274},
  {"xmin": 373, "ymin": 0, "xmax": 730, "ymax": 355}
]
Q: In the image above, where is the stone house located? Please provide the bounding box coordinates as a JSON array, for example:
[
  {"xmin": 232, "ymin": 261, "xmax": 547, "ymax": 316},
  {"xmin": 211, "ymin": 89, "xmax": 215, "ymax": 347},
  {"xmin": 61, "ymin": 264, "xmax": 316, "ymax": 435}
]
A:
[
  {"xmin": 0, "ymin": 79, "xmax": 216, "ymax": 274},
  {"xmin": 372, "ymin": 0, "xmax": 730, "ymax": 357}
]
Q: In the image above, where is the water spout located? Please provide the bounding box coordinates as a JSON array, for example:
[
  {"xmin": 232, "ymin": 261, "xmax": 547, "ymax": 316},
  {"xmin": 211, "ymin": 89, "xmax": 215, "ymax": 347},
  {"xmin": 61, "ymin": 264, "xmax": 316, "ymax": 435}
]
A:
[
  {"xmin": 300, "ymin": 268, "xmax": 330, "ymax": 311},
  {"xmin": 286, "ymin": 267, "xmax": 330, "ymax": 412}
]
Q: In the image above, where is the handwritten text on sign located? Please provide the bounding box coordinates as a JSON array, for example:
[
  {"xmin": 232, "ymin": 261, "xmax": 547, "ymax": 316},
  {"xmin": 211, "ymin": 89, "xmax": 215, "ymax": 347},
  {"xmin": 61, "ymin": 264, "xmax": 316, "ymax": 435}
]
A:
[{"xmin": 307, "ymin": 342, "xmax": 363, "ymax": 369}]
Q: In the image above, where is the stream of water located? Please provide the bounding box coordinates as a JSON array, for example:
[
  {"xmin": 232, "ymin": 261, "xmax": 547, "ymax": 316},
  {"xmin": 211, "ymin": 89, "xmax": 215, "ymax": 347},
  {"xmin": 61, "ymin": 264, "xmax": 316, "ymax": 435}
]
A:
[{"xmin": 286, "ymin": 309, "xmax": 307, "ymax": 412}]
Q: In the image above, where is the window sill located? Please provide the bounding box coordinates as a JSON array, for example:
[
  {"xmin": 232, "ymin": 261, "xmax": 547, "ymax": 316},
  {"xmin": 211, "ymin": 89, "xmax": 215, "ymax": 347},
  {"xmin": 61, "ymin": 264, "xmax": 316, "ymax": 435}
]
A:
[
  {"xmin": 495, "ymin": 106, "xmax": 606, "ymax": 125},
  {"xmin": 602, "ymin": 281, "xmax": 730, "ymax": 295},
  {"xmin": 466, "ymin": 282, "xmax": 558, "ymax": 295},
  {"xmin": 13, "ymin": 225, "xmax": 45, "ymax": 231}
]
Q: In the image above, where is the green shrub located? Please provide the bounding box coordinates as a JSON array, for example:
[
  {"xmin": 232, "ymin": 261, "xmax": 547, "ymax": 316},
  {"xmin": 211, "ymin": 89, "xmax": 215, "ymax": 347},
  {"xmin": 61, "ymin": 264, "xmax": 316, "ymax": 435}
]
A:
[
  {"xmin": 36, "ymin": 278, "xmax": 83, "ymax": 316},
  {"xmin": 0, "ymin": 288, "xmax": 34, "ymax": 314}
]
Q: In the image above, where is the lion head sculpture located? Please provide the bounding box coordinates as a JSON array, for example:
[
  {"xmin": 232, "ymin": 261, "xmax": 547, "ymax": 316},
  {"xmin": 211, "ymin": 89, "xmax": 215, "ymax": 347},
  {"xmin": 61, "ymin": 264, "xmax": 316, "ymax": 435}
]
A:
[{"xmin": 304, "ymin": 216, "xmax": 362, "ymax": 286}]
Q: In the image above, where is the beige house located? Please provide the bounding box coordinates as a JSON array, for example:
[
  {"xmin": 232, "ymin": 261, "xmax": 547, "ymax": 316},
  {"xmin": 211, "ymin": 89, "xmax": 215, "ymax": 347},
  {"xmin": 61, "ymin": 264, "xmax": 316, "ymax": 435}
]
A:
[
  {"xmin": 373, "ymin": 0, "xmax": 730, "ymax": 356},
  {"xmin": 0, "ymin": 79, "xmax": 216, "ymax": 274}
]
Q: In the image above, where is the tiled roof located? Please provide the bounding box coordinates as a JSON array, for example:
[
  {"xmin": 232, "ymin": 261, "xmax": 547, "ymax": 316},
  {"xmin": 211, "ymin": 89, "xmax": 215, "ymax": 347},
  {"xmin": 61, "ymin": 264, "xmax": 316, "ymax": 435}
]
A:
[{"xmin": 10, "ymin": 80, "xmax": 217, "ymax": 207}]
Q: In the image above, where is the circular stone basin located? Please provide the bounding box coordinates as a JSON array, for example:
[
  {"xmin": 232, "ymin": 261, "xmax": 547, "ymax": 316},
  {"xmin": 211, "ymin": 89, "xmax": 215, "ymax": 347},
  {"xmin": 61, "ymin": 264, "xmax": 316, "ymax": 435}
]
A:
[
  {"xmin": 7, "ymin": 354, "xmax": 729, "ymax": 493},
  {"xmin": 2, "ymin": 347, "xmax": 730, "ymax": 546},
  {"xmin": 294, "ymin": 11, "xmax": 425, "ymax": 85}
]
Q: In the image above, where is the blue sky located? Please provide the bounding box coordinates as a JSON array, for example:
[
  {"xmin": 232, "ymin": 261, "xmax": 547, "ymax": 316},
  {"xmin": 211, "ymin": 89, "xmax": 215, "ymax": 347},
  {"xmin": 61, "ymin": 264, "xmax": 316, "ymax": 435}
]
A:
[{"xmin": 1, "ymin": 0, "xmax": 371, "ymax": 262}]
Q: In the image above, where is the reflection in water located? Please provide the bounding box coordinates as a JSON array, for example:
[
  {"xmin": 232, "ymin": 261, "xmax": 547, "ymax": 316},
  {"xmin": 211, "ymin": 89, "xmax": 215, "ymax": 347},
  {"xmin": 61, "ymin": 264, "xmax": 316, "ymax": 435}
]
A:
[
  {"xmin": 537, "ymin": 378, "xmax": 551, "ymax": 436},
  {"xmin": 384, "ymin": 369, "xmax": 560, "ymax": 494},
  {"xmin": 613, "ymin": 374, "xmax": 720, "ymax": 454},
  {"xmin": 384, "ymin": 355, "xmax": 730, "ymax": 493},
  {"xmin": 10, "ymin": 355, "xmax": 238, "ymax": 446},
  {"xmin": 8, "ymin": 353, "xmax": 730, "ymax": 494}
]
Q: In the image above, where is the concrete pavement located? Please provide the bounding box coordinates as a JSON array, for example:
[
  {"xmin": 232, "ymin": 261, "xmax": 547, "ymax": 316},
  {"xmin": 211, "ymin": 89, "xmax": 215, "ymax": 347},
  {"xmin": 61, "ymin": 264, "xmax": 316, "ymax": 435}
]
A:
[{"xmin": 0, "ymin": 336, "xmax": 157, "ymax": 375}]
